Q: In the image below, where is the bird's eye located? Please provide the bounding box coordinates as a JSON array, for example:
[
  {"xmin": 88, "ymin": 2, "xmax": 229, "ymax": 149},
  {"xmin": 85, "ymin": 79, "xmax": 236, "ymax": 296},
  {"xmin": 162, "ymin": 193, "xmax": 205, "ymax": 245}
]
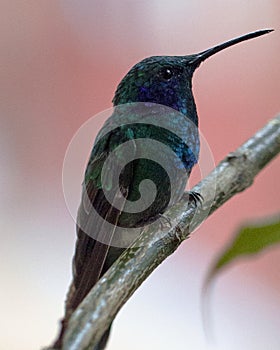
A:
[{"xmin": 160, "ymin": 67, "xmax": 173, "ymax": 81}]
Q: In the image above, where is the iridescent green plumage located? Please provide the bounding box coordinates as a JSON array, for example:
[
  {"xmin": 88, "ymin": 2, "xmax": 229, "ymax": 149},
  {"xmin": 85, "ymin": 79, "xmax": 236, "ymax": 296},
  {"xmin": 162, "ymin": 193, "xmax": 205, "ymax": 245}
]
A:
[{"xmin": 53, "ymin": 29, "xmax": 272, "ymax": 349}]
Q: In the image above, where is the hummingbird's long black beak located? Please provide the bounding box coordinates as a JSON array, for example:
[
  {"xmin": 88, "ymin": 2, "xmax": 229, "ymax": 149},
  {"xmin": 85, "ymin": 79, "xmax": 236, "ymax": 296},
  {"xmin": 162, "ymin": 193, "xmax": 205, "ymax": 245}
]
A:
[{"xmin": 190, "ymin": 29, "xmax": 273, "ymax": 67}]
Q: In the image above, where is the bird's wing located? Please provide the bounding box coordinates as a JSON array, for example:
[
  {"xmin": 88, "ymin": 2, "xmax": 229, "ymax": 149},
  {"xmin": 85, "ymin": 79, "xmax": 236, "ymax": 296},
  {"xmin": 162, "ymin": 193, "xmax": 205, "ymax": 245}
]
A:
[{"xmin": 66, "ymin": 126, "xmax": 136, "ymax": 313}]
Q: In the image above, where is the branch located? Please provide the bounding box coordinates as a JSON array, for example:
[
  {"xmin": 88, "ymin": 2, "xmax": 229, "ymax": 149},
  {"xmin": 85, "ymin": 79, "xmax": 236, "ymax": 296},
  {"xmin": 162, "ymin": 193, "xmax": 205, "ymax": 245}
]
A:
[{"xmin": 50, "ymin": 115, "xmax": 280, "ymax": 350}]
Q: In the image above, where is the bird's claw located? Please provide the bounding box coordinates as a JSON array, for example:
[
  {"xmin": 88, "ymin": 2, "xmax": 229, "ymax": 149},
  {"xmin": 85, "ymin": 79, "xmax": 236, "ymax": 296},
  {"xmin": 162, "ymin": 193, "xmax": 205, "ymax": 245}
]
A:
[{"xmin": 188, "ymin": 191, "xmax": 203, "ymax": 206}]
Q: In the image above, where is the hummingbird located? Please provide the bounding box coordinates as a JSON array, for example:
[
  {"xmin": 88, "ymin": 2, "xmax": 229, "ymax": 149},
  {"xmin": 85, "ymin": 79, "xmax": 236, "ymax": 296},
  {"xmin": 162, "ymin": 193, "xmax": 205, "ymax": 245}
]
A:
[{"xmin": 53, "ymin": 29, "xmax": 272, "ymax": 349}]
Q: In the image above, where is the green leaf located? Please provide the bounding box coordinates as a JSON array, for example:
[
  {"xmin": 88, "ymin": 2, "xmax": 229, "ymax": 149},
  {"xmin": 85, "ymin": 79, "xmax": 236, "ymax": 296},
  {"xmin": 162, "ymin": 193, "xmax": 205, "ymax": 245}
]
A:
[
  {"xmin": 201, "ymin": 217, "xmax": 280, "ymax": 336},
  {"xmin": 206, "ymin": 216, "xmax": 280, "ymax": 283}
]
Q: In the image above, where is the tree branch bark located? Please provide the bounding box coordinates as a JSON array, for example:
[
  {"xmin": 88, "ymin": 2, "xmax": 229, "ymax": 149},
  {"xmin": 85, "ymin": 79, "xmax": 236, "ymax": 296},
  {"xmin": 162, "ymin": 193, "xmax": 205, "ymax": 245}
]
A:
[{"xmin": 47, "ymin": 115, "xmax": 280, "ymax": 350}]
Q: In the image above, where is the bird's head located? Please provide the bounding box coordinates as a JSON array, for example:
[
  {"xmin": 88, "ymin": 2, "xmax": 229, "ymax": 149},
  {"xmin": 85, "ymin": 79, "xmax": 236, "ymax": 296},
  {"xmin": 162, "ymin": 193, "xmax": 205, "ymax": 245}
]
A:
[
  {"xmin": 113, "ymin": 55, "xmax": 197, "ymax": 115},
  {"xmin": 113, "ymin": 29, "xmax": 272, "ymax": 118}
]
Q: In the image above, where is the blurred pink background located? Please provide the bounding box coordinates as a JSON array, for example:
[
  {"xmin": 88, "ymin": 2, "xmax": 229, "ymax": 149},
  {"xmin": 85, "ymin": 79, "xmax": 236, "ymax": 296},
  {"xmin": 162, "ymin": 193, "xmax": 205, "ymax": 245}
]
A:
[{"xmin": 1, "ymin": 1, "xmax": 279, "ymax": 349}]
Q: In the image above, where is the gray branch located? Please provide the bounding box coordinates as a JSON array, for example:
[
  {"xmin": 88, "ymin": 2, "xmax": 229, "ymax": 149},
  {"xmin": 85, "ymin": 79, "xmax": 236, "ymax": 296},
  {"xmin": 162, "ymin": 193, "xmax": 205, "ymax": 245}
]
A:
[{"xmin": 48, "ymin": 115, "xmax": 280, "ymax": 350}]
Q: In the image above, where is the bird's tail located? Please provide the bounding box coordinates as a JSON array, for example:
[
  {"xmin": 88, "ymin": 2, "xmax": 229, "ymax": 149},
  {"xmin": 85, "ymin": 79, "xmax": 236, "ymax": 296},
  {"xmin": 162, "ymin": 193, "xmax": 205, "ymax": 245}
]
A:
[
  {"xmin": 52, "ymin": 281, "xmax": 76, "ymax": 349},
  {"xmin": 52, "ymin": 280, "xmax": 112, "ymax": 349}
]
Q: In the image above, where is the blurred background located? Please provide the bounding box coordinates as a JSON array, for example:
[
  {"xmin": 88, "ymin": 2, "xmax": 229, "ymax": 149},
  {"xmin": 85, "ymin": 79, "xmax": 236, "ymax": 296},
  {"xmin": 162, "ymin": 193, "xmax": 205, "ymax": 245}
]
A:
[{"xmin": 1, "ymin": 1, "xmax": 279, "ymax": 349}]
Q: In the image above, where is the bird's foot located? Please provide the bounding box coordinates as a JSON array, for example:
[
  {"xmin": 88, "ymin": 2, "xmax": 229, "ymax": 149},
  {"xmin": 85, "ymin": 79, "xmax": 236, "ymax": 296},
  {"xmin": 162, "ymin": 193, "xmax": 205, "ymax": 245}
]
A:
[{"xmin": 187, "ymin": 191, "xmax": 203, "ymax": 206}]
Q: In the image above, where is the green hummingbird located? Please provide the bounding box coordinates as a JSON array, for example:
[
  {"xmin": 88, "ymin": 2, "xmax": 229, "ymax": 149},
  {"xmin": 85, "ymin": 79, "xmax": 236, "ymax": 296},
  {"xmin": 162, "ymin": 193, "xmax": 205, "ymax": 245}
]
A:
[{"xmin": 53, "ymin": 29, "xmax": 272, "ymax": 349}]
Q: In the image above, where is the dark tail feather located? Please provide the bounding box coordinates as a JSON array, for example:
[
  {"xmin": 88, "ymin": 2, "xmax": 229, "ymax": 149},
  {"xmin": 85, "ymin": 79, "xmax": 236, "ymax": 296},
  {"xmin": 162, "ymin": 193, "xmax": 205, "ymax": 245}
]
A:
[
  {"xmin": 52, "ymin": 319, "xmax": 66, "ymax": 349},
  {"xmin": 51, "ymin": 235, "xmax": 123, "ymax": 349}
]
